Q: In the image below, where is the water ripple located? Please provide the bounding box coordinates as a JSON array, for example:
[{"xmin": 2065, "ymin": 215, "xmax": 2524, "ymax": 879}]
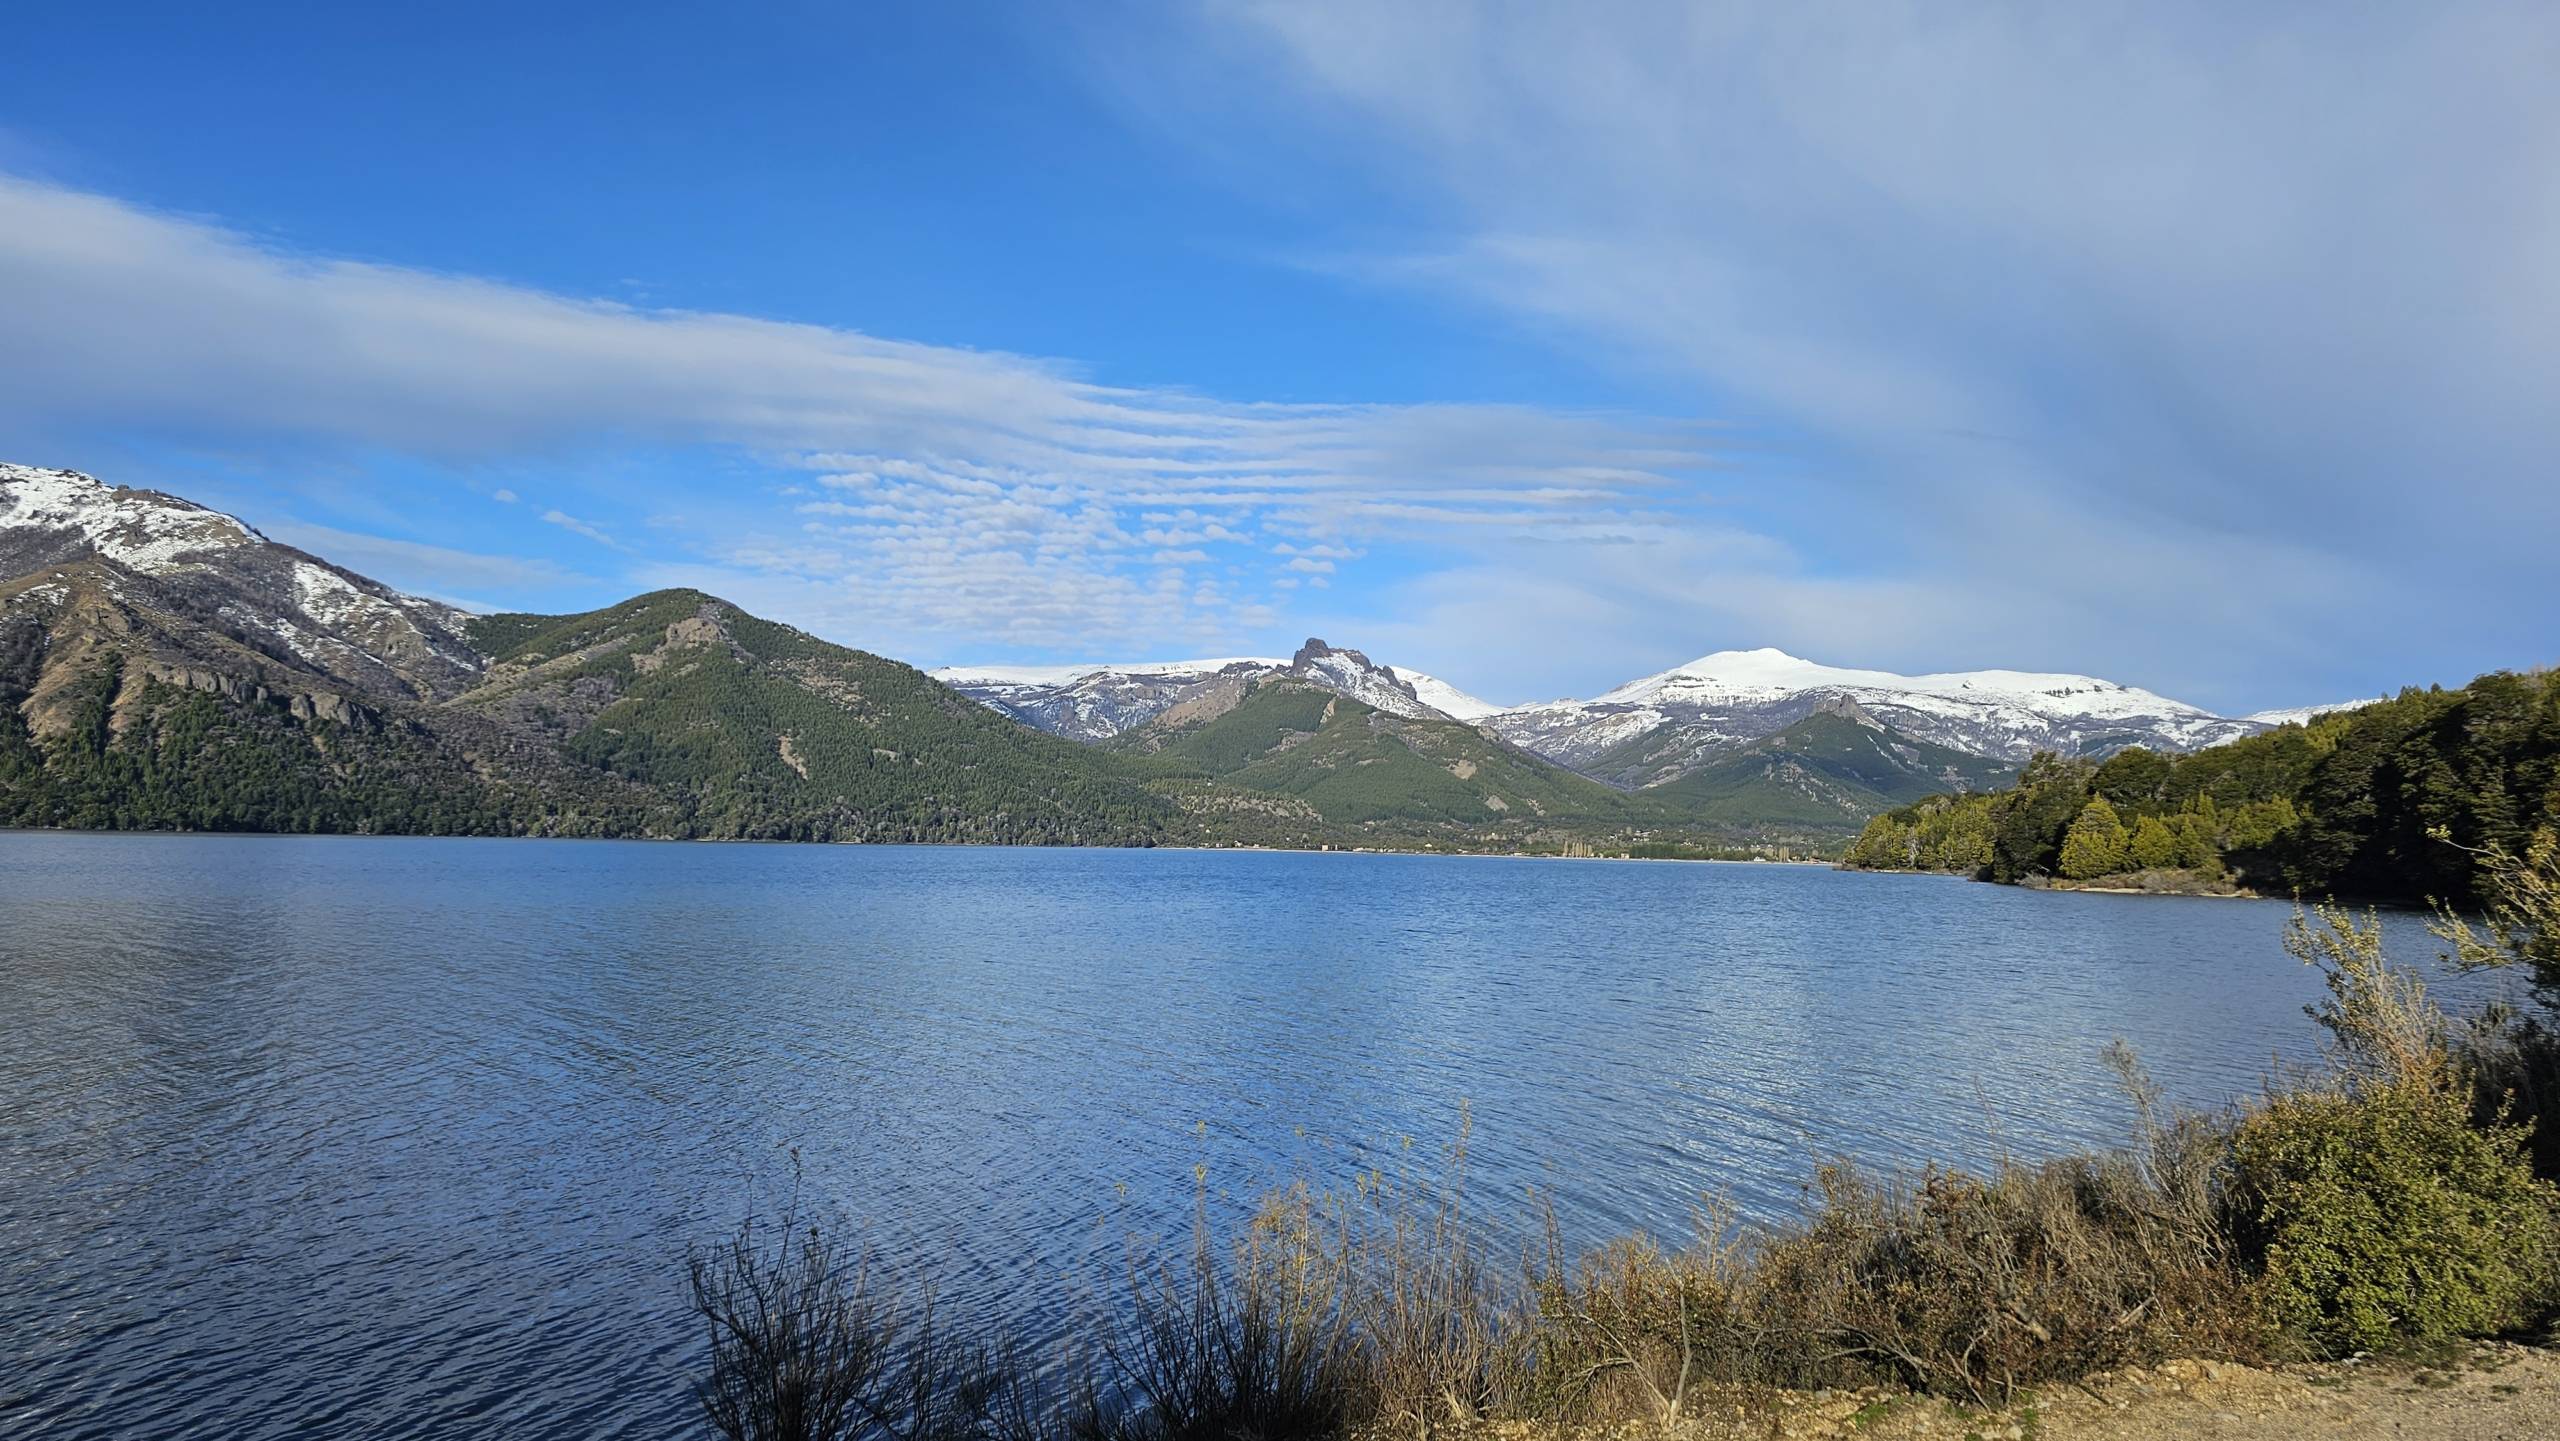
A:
[{"xmin": 0, "ymin": 835, "xmax": 2496, "ymax": 1439}]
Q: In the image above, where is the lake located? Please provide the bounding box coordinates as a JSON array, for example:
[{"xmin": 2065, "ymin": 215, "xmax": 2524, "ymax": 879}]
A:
[{"xmin": 0, "ymin": 833, "xmax": 2492, "ymax": 1439}]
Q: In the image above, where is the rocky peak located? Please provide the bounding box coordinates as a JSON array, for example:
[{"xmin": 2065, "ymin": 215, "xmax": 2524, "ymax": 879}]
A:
[
  {"xmin": 1809, "ymin": 691, "xmax": 1885, "ymax": 729},
  {"xmin": 1288, "ymin": 637, "xmax": 1372, "ymax": 670}
]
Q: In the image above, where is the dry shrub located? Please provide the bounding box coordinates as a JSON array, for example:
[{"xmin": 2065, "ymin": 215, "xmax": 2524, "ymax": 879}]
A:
[
  {"xmin": 1526, "ymin": 1219, "xmax": 1764, "ymax": 1422},
  {"xmin": 688, "ymin": 1188, "xmax": 1031, "ymax": 1441},
  {"xmin": 1755, "ymin": 1151, "xmax": 2257, "ymax": 1406},
  {"xmin": 1071, "ymin": 1119, "xmax": 1537, "ymax": 1441},
  {"xmin": 685, "ymin": 907, "xmax": 2560, "ymax": 1434},
  {"xmin": 1073, "ymin": 1216, "xmax": 1359, "ymax": 1441}
]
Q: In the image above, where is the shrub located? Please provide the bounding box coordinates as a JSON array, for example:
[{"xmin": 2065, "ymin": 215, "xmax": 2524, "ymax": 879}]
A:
[
  {"xmin": 1077, "ymin": 1220, "xmax": 1360, "ymax": 1441},
  {"xmin": 1525, "ymin": 1051, "xmax": 2255, "ymax": 1412},
  {"xmin": 1739, "ymin": 1147, "xmax": 2254, "ymax": 1407},
  {"xmin": 683, "ymin": 902, "xmax": 2560, "ymax": 1429},
  {"xmin": 2226, "ymin": 904, "xmax": 2560, "ymax": 1354},
  {"xmin": 2230, "ymin": 1079, "xmax": 2558, "ymax": 1354},
  {"xmin": 687, "ymin": 1174, "xmax": 1029, "ymax": 1441}
]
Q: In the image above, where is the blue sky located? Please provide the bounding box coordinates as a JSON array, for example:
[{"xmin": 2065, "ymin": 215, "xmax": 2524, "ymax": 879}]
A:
[{"xmin": 3, "ymin": 2, "xmax": 2553, "ymax": 713}]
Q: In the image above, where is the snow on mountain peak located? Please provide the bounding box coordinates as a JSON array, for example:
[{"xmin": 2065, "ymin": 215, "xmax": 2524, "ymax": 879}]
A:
[
  {"xmin": 929, "ymin": 657, "xmax": 1280, "ymax": 689},
  {"xmin": 931, "ymin": 639, "xmax": 1506, "ymax": 739},
  {"xmin": 0, "ymin": 462, "xmax": 260, "ymax": 575},
  {"xmin": 1388, "ymin": 667, "xmax": 1503, "ymax": 721},
  {"xmin": 1593, "ymin": 647, "xmax": 2213, "ymax": 723},
  {"xmin": 2242, "ymin": 699, "xmax": 2386, "ymax": 727}
]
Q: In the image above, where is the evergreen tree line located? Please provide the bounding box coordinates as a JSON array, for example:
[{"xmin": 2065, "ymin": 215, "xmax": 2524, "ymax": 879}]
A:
[{"xmin": 1843, "ymin": 668, "xmax": 2559, "ymax": 906}]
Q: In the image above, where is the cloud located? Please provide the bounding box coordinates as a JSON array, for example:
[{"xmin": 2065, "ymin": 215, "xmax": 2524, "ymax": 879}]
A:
[
  {"xmin": 0, "ymin": 171, "xmax": 1713, "ymax": 661},
  {"xmin": 1152, "ymin": 0, "xmax": 2560, "ymax": 706},
  {"xmin": 540, "ymin": 508, "xmax": 623, "ymax": 549},
  {"xmin": 262, "ymin": 520, "xmax": 587, "ymax": 608},
  {"xmin": 491, "ymin": 488, "xmax": 518, "ymax": 503}
]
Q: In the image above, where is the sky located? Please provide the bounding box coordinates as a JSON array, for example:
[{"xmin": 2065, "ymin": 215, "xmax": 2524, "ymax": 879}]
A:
[{"xmin": 1, "ymin": 1, "xmax": 2553, "ymax": 714}]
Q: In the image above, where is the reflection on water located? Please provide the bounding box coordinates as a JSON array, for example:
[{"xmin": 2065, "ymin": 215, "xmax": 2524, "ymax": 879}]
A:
[{"xmin": 0, "ymin": 833, "xmax": 2484, "ymax": 1438}]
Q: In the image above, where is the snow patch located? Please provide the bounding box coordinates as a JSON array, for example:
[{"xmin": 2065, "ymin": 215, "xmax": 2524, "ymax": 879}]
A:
[
  {"xmin": 2241, "ymin": 699, "xmax": 2385, "ymax": 727},
  {"xmin": 1388, "ymin": 667, "xmax": 1504, "ymax": 721},
  {"xmin": 0, "ymin": 462, "xmax": 258, "ymax": 575},
  {"xmin": 931, "ymin": 657, "xmax": 1282, "ymax": 688}
]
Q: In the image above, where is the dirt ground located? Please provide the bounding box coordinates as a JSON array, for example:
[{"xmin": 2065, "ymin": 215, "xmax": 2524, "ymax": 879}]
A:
[{"xmin": 1432, "ymin": 1342, "xmax": 2560, "ymax": 1441}]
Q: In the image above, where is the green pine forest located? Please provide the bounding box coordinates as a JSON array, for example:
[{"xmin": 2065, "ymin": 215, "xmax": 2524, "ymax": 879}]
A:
[{"xmin": 1842, "ymin": 668, "xmax": 2560, "ymax": 907}]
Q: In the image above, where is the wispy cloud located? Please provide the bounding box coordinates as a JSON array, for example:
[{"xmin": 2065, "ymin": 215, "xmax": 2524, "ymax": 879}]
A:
[
  {"xmin": 1145, "ymin": 0, "xmax": 2560, "ymax": 706},
  {"xmin": 539, "ymin": 508, "xmax": 623, "ymax": 550},
  {"xmin": 262, "ymin": 520, "xmax": 588, "ymax": 609},
  {"xmin": 0, "ymin": 171, "xmax": 1714, "ymax": 661}
]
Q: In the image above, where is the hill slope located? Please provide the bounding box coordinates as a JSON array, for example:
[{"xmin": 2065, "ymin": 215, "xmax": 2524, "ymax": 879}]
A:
[
  {"xmin": 1640, "ymin": 704, "xmax": 2016, "ymax": 833},
  {"xmin": 933, "ymin": 638, "xmax": 1499, "ymax": 740},
  {"xmin": 1112, "ymin": 675, "xmax": 1672, "ymax": 846},
  {"xmin": 451, "ymin": 591, "xmax": 1173, "ymax": 842},
  {"xmin": 0, "ymin": 464, "xmax": 1173, "ymax": 843}
]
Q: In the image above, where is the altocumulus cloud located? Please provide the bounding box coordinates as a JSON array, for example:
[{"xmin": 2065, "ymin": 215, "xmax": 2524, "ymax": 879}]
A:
[{"xmin": 0, "ymin": 173, "xmax": 1713, "ymax": 662}]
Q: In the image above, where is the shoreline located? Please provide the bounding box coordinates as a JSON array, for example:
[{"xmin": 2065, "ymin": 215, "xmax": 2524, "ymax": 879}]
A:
[{"xmin": 0, "ymin": 823, "xmax": 1841, "ymax": 865}]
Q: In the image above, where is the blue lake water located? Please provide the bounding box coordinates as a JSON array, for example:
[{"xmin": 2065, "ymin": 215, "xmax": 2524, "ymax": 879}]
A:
[{"xmin": 0, "ymin": 833, "xmax": 2495, "ymax": 1439}]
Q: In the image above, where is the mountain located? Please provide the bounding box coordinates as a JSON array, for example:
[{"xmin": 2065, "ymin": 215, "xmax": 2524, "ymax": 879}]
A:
[
  {"xmin": 0, "ymin": 459, "xmax": 2352, "ymax": 856},
  {"xmin": 1488, "ymin": 647, "xmax": 2264, "ymax": 781},
  {"xmin": 1638, "ymin": 698, "xmax": 2017, "ymax": 832},
  {"xmin": 0, "ymin": 464, "xmax": 1169, "ymax": 843},
  {"xmin": 1109, "ymin": 673, "xmax": 1651, "ymax": 845},
  {"xmin": 932, "ymin": 638, "xmax": 1500, "ymax": 740},
  {"xmin": 2, "ymin": 462, "xmax": 483, "ymax": 728},
  {"xmin": 0, "ymin": 462, "xmax": 1686, "ymax": 854}
]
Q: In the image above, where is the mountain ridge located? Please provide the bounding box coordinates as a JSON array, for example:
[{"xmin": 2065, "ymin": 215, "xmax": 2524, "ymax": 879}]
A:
[
  {"xmin": 0, "ymin": 460, "xmax": 2355, "ymax": 851},
  {"xmin": 945, "ymin": 637, "xmax": 2309, "ymax": 805},
  {"xmin": 0, "ymin": 463, "xmax": 1734, "ymax": 851},
  {"xmin": 930, "ymin": 638, "xmax": 1500, "ymax": 741}
]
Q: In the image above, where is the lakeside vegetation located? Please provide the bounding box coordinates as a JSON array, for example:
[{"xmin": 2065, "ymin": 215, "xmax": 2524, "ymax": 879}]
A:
[
  {"xmin": 1843, "ymin": 668, "xmax": 2559, "ymax": 908},
  {"xmin": 684, "ymin": 846, "xmax": 2560, "ymax": 1440}
]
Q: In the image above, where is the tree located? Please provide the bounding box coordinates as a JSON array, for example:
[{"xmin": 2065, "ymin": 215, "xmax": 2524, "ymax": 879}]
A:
[
  {"xmin": 2128, "ymin": 813, "xmax": 2180, "ymax": 871},
  {"xmin": 2171, "ymin": 812, "xmax": 2217, "ymax": 869},
  {"xmin": 1990, "ymin": 753, "xmax": 2093, "ymax": 882},
  {"xmin": 2058, "ymin": 796, "xmax": 2133, "ymax": 880},
  {"xmin": 2225, "ymin": 795, "xmax": 2301, "ymax": 851},
  {"xmin": 2093, "ymin": 746, "xmax": 2173, "ymax": 811},
  {"xmin": 2437, "ymin": 827, "xmax": 2560, "ymax": 1004}
]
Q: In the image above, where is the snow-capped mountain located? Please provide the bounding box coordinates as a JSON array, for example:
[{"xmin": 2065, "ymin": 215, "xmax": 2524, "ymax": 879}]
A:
[
  {"xmin": 1485, "ymin": 647, "xmax": 2268, "ymax": 785},
  {"xmin": 932, "ymin": 638, "xmax": 1500, "ymax": 741},
  {"xmin": 2, "ymin": 462, "xmax": 482, "ymax": 730},
  {"xmin": 1393, "ymin": 667, "xmax": 1505, "ymax": 722},
  {"xmin": 927, "ymin": 656, "xmax": 1281, "ymax": 742},
  {"xmin": 2240, "ymin": 699, "xmax": 2386, "ymax": 728}
]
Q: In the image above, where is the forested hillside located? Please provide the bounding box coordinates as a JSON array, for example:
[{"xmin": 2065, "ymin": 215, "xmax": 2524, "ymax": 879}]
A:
[
  {"xmin": 1843, "ymin": 669, "xmax": 2560, "ymax": 905},
  {"xmin": 456, "ymin": 591, "xmax": 1172, "ymax": 844},
  {"xmin": 0, "ymin": 578, "xmax": 1175, "ymax": 845},
  {"xmin": 19, "ymin": 463, "xmax": 2499, "ymax": 861},
  {"xmin": 1635, "ymin": 707, "xmax": 2014, "ymax": 832},
  {"xmin": 1111, "ymin": 677, "xmax": 1684, "ymax": 850}
]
